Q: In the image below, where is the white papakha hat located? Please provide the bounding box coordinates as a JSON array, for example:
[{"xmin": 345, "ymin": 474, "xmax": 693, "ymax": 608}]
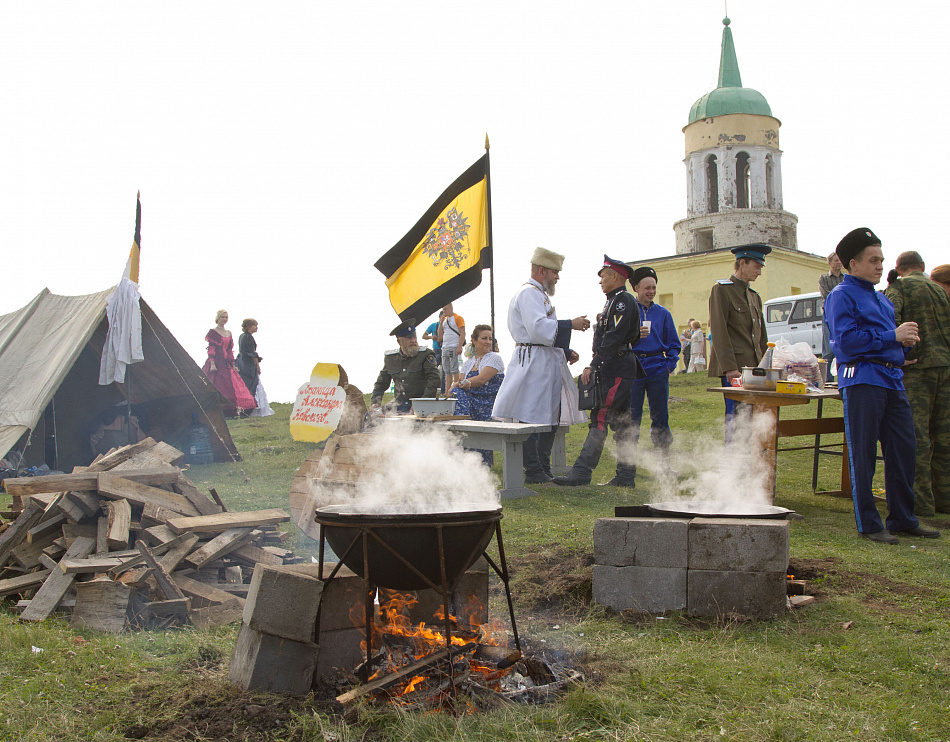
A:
[{"xmin": 530, "ymin": 247, "xmax": 565, "ymax": 271}]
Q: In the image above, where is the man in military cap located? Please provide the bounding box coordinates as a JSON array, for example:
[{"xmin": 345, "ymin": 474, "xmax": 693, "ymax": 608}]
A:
[
  {"xmin": 554, "ymin": 256, "xmax": 642, "ymax": 487},
  {"xmin": 370, "ymin": 319, "xmax": 441, "ymax": 413},
  {"xmin": 825, "ymin": 228, "xmax": 938, "ymax": 543},
  {"xmin": 707, "ymin": 243, "xmax": 770, "ymax": 439},
  {"xmin": 492, "ymin": 247, "xmax": 590, "ymax": 483},
  {"xmin": 884, "ymin": 251, "xmax": 950, "ymax": 516}
]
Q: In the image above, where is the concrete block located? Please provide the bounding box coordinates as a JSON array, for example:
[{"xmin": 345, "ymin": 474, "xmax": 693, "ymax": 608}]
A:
[
  {"xmin": 229, "ymin": 622, "xmax": 319, "ymax": 695},
  {"xmin": 314, "ymin": 625, "xmax": 366, "ymax": 681},
  {"xmin": 592, "ymin": 564, "xmax": 687, "ymax": 613},
  {"xmin": 687, "ymin": 570, "xmax": 787, "ymax": 619},
  {"xmin": 243, "ymin": 564, "xmax": 324, "ymax": 643},
  {"xmin": 688, "ymin": 518, "xmax": 789, "ymax": 572},
  {"xmin": 593, "ymin": 518, "xmax": 689, "ymax": 568}
]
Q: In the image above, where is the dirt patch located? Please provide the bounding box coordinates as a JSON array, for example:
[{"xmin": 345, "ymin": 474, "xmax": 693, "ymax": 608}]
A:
[
  {"xmin": 788, "ymin": 556, "xmax": 935, "ymax": 611},
  {"xmin": 505, "ymin": 546, "xmax": 594, "ymax": 612}
]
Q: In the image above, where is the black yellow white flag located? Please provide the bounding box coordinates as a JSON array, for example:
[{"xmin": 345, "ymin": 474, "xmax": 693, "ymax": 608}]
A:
[{"xmin": 375, "ymin": 154, "xmax": 490, "ymax": 322}]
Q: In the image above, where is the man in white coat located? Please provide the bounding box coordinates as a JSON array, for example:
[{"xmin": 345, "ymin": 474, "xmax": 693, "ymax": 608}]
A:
[{"xmin": 492, "ymin": 247, "xmax": 590, "ymax": 483}]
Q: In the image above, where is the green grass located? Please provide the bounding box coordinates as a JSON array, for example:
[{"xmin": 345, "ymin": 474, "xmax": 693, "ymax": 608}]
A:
[{"xmin": 2, "ymin": 380, "xmax": 950, "ymax": 741}]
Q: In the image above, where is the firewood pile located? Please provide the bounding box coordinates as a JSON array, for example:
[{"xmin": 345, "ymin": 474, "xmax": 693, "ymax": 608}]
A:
[{"xmin": 0, "ymin": 438, "xmax": 296, "ymax": 632}]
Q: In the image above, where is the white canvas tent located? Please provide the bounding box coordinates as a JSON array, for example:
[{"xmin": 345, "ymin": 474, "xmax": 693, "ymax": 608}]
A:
[{"xmin": 0, "ymin": 288, "xmax": 238, "ymax": 471}]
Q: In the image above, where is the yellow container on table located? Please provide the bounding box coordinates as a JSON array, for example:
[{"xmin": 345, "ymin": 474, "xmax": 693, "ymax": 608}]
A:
[{"xmin": 776, "ymin": 380, "xmax": 807, "ymax": 395}]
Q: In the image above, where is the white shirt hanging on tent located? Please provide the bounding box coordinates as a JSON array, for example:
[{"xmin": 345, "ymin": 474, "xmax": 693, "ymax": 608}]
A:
[{"xmin": 98, "ymin": 277, "xmax": 144, "ymax": 385}]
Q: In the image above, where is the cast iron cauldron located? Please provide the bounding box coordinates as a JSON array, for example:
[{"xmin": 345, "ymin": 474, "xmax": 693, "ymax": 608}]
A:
[{"xmin": 315, "ymin": 505, "xmax": 502, "ymax": 591}]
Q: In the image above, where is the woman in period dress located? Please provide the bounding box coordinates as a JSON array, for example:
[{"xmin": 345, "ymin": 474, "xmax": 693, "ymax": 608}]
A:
[
  {"xmin": 450, "ymin": 325, "xmax": 505, "ymax": 465},
  {"xmin": 236, "ymin": 317, "xmax": 274, "ymax": 417},
  {"xmin": 202, "ymin": 310, "xmax": 256, "ymax": 417}
]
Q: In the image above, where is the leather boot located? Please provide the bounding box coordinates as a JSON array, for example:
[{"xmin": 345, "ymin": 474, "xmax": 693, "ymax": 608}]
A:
[
  {"xmin": 602, "ymin": 462, "xmax": 636, "ymax": 487},
  {"xmin": 553, "ymin": 429, "xmax": 607, "ymax": 486}
]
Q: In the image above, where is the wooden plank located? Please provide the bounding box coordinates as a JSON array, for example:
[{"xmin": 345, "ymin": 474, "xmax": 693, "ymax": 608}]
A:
[
  {"xmin": 135, "ymin": 542, "xmax": 186, "ymax": 600},
  {"xmin": 56, "ymin": 496, "xmax": 88, "ymax": 525},
  {"xmin": 60, "ymin": 556, "xmax": 127, "ymax": 574},
  {"xmin": 776, "ymin": 417, "xmax": 846, "ymax": 438},
  {"xmin": 111, "ymin": 441, "xmax": 184, "ymax": 470},
  {"xmin": 145, "ymin": 597, "xmax": 191, "ymax": 617},
  {"xmin": 166, "ymin": 509, "xmax": 289, "ymax": 535},
  {"xmin": 41, "ymin": 543, "xmax": 65, "ymax": 561},
  {"xmin": 82, "ymin": 438, "xmax": 159, "ymax": 471},
  {"xmin": 11, "ymin": 534, "xmax": 58, "ymax": 570},
  {"xmin": 66, "ymin": 491, "xmax": 103, "ymax": 518},
  {"xmin": 4, "ymin": 468, "xmax": 179, "ymax": 497},
  {"xmin": 207, "ymin": 487, "xmax": 228, "ymax": 512},
  {"xmin": 96, "ymin": 516, "xmax": 109, "ymax": 554},
  {"xmin": 62, "ymin": 524, "xmax": 98, "ymax": 547},
  {"xmin": 173, "ymin": 475, "xmax": 222, "ymax": 516},
  {"xmin": 185, "ymin": 528, "xmax": 254, "ymax": 570},
  {"xmin": 143, "ymin": 524, "xmax": 177, "ymax": 545},
  {"xmin": 0, "ymin": 501, "xmax": 45, "ymax": 566},
  {"xmin": 140, "ymin": 502, "xmax": 179, "ymax": 527},
  {"xmin": 27, "ymin": 513, "xmax": 66, "ymax": 544},
  {"xmin": 158, "ymin": 533, "xmax": 199, "ymax": 573},
  {"xmin": 230, "ymin": 543, "xmax": 284, "ymax": 567},
  {"xmin": 105, "ymin": 499, "xmax": 132, "ymax": 551},
  {"xmin": 98, "ymin": 473, "xmax": 198, "ymax": 516},
  {"xmin": 71, "ymin": 578, "xmax": 131, "ymax": 633},
  {"xmin": 20, "ymin": 536, "xmax": 96, "ymax": 621},
  {"xmin": 171, "ymin": 573, "xmax": 244, "ymax": 609},
  {"xmin": 107, "ymin": 533, "xmax": 196, "ymax": 577},
  {"xmin": 0, "ymin": 569, "xmax": 51, "ymax": 597}
]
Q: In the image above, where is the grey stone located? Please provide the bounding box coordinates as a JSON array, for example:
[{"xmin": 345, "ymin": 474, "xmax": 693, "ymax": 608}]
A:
[
  {"xmin": 314, "ymin": 625, "xmax": 367, "ymax": 681},
  {"xmin": 243, "ymin": 564, "xmax": 324, "ymax": 643},
  {"xmin": 593, "ymin": 518, "xmax": 689, "ymax": 568},
  {"xmin": 688, "ymin": 518, "xmax": 789, "ymax": 572},
  {"xmin": 687, "ymin": 570, "xmax": 787, "ymax": 619},
  {"xmin": 229, "ymin": 622, "xmax": 319, "ymax": 696},
  {"xmin": 592, "ymin": 564, "xmax": 687, "ymax": 613}
]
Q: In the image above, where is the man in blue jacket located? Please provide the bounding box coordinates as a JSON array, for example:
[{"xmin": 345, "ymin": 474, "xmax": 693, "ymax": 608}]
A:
[
  {"xmin": 625, "ymin": 266, "xmax": 680, "ymax": 484},
  {"xmin": 825, "ymin": 228, "xmax": 939, "ymax": 544}
]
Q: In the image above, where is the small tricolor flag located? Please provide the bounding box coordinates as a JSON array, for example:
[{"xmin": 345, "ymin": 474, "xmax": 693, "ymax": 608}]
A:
[{"xmin": 375, "ymin": 154, "xmax": 491, "ymax": 322}]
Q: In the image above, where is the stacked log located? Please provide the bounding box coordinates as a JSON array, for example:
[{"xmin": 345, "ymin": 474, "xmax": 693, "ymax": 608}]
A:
[{"xmin": 0, "ymin": 438, "xmax": 295, "ymax": 632}]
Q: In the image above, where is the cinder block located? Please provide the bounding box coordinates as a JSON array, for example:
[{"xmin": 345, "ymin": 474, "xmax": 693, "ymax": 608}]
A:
[
  {"xmin": 687, "ymin": 570, "xmax": 787, "ymax": 619},
  {"xmin": 243, "ymin": 564, "xmax": 324, "ymax": 643},
  {"xmin": 688, "ymin": 518, "xmax": 789, "ymax": 572},
  {"xmin": 594, "ymin": 518, "xmax": 689, "ymax": 568},
  {"xmin": 229, "ymin": 622, "xmax": 319, "ymax": 695},
  {"xmin": 592, "ymin": 564, "xmax": 687, "ymax": 613},
  {"xmin": 281, "ymin": 562, "xmax": 369, "ymax": 632},
  {"xmin": 314, "ymin": 625, "xmax": 367, "ymax": 681}
]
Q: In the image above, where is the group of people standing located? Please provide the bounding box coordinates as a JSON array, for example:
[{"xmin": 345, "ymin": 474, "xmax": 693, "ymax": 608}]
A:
[{"xmin": 202, "ymin": 310, "xmax": 274, "ymax": 418}]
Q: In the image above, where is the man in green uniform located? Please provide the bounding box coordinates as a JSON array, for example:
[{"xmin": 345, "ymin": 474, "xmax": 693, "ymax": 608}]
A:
[
  {"xmin": 371, "ymin": 319, "xmax": 441, "ymax": 413},
  {"xmin": 708, "ymin": 244, "xmax": 770, "ymax": 440},
  {"xmin": 884, "ymin": 251, "xmax": 950, "ymax": 516}
]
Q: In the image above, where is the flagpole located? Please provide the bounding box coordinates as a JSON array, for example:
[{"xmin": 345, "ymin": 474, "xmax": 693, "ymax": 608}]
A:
[{"xmin": 485, "ymin": 134, "xmax": 496, "ymax": 337}]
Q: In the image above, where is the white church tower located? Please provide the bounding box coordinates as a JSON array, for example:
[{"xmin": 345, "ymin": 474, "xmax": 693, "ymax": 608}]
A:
[{"xmin": 674, "ymin": 17, "xmax": 798, "ymax": 254}]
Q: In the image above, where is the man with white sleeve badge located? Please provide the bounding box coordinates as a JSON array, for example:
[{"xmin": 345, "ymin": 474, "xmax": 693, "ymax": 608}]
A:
[{"xmin": 492, "ymin": 247, "xmax": 590, "ymax": 484}]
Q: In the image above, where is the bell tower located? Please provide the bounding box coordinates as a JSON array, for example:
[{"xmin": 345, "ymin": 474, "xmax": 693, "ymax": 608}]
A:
[{"xmin": 674, "ymin": 18, "xmax": 798, "ymax": 254}]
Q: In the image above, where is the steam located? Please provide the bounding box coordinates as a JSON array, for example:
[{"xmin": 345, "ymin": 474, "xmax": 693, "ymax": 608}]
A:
[
  {"xmin": 613, "ymin": 407, "xmax": 775, "ymax": 508},
  {"xmin": 306, "ymin": 419, "xmax": 501, "ymax": 515}
]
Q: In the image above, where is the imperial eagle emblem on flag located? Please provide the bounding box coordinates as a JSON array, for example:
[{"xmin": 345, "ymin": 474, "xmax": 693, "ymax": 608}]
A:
[{"xmin": 375, "ymin": 154, "xmax": 491, "ymax": 322}]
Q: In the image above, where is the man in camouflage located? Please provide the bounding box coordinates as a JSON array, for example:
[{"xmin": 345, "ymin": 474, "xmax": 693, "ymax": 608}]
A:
[{"xmin": 885, "ymin": 251, "xmax": 950, "ymax": 516}]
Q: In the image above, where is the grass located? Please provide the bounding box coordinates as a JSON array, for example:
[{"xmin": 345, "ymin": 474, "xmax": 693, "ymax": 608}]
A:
[{"xmin": 1, "ymin": 377, "xmax": 949, "ymax": 741}]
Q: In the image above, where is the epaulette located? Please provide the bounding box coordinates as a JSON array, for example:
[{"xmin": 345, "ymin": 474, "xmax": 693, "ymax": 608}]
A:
[
  {"xmin": 717, "ymin": 279, "xmax": 733, "ymax": 285},
  {"xmin": 384, "ymin": 348, "xmax": 400, "ymax": 356},
  {"xmin": 749, "ymin": 287, "xmax": 760, "ymax": 295}
]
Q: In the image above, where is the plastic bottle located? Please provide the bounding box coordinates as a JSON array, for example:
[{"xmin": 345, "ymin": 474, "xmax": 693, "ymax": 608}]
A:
[
  {"xmin": 758, "ymin": 342, "xmax": 776, "ymax": 369},
  {"xmin": 184, "ymin": 413, "xmax": 213, "ymax": 465}
]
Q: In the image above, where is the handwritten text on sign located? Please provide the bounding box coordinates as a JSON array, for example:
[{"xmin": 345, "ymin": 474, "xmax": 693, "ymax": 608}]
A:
[{"xmin": 290, "ymin": 363, "xmax": 348, "ymax": 443}]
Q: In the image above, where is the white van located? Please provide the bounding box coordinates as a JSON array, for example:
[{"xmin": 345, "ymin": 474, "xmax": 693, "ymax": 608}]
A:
[{"xmin": 763, "ymin": 292, "xmax": 824, "ymax": 354}]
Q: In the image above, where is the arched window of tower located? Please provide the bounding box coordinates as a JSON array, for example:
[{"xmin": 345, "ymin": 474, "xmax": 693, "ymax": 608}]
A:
[
  {"xmin": 706, "ymin": 155, "xmax": 719, "ymax": 213},
  {"xmin": 765, "ymin": 154, "xmax": 774, "ymax": 209},
  {"xmin": 736, "ymin": 152, "xmax": 751, "ymax": 209}
]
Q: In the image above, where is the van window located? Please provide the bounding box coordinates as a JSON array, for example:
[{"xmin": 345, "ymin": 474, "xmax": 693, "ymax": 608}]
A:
[
  {"xmin": 790, "ymin": 298, "xmax": 816, "ymax": 322},
  {"xmin": 767, "ymin": 302, "xmax": 792, "ymax": 324},
  {"xmin": 816, "ymin": 297, "xmax": 824, "ymax": 318}
]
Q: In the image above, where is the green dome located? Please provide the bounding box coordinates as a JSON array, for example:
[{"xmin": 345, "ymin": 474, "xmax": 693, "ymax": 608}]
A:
[
  {"xmin": 688, "ymin": 87, "xmax": 772, "ymax": 123},
  {"xmin": 688, "ymin": 18, "xmax": 773, "ymax": 124}
]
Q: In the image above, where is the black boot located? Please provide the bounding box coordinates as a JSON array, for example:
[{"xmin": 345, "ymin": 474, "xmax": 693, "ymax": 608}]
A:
[
  {"xmin": 523, "ymin": 434, "xmax": 552, "ymax": 484},
  {"xmin": 602, "ymin": 462, "xmax": 636, "ymax": 487},
  {"xmin": 553, "ymin": 429, "xmax": 607, "ymax": 486}
]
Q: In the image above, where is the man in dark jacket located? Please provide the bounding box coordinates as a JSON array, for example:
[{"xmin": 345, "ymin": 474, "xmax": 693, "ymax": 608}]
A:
[
  {"xmin": 554, "ymin": 256, "xmax": 642, "ymax": 487},
  {"xmin": 371, "ymin": 319, "xmax": 441, "ymax": 413},
  {"xmin": 825, "ymin": 229, "xmax": 938, "ymax": 544},
  {"xmin": 884, "ymin": 251, "xmax": 950, "ymax": 516}
]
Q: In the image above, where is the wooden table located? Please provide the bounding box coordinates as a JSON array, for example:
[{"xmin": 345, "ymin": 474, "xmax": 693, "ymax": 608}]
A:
[{"xmin": 707, "ymin": 386, "xmax": 849, "ymax": 503}]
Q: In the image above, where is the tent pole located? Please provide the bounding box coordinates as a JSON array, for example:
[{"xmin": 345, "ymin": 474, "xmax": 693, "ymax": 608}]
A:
[{"xmin": 126, "ymin": 367, "xmax": 134, "ymax": 446}]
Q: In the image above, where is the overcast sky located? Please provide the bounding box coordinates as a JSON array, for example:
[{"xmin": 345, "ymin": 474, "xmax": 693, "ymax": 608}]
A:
[{"xmin": 2, "ymin": 1, "xmax": 948, "ymax": 403}]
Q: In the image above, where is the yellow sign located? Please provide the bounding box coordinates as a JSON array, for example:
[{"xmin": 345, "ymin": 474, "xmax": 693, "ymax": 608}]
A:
[{"xmin": 289, "ymin": 363, "xmax": 349, "ymax": 443}]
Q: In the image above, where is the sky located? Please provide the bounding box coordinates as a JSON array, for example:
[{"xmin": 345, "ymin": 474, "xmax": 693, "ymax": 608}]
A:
[{"xmin": 2, "ymin": 1, "xmax": 949, "ymax": 404}]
